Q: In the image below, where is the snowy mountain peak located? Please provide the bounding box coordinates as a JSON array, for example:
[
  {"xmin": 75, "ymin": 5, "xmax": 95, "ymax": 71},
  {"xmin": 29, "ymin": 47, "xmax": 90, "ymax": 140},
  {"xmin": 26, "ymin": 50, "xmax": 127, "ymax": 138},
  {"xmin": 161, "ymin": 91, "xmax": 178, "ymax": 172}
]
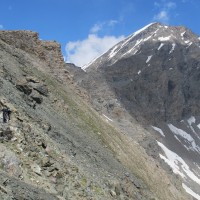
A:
[
  {"xmin": 83, "ymin": 23, "xmax": 200, "ymax": 71},
  {"xmin": 81, "ymin": 22, "xmax": 200, "ymax": 124},
  {"xmin": 129, "ymin": 22, "xmax": 158, "ymax": 38}
]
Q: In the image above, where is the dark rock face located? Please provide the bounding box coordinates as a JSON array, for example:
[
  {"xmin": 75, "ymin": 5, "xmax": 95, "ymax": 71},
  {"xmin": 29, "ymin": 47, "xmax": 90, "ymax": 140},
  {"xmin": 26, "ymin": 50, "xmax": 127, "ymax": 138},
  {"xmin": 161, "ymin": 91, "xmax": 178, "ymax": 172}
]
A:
[
  {"xmin": 104, "ymin": 46, "xmax": 200, "ymax": 123},
  {"xmin": 82, "ymin": 22, "xmax": 200, "ymax": 124}
]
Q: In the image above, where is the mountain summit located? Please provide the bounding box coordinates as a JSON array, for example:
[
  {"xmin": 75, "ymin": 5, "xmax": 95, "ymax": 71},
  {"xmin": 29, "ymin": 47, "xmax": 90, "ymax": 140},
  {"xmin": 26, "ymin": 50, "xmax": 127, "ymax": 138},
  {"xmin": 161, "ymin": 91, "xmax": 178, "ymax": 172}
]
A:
[
  {"xmin": 80, "ymin": 22, "xmax": 200, "ymax": 123},
  {"xmin": 83, "ymin": 22, "xmax": 200, "ymax": 70}
]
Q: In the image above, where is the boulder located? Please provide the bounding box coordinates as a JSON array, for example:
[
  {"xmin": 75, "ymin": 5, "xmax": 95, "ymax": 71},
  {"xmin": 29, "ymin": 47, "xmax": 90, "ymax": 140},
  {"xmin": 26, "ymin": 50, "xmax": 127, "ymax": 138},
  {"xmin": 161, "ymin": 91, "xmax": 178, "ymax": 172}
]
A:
[
  {"xmin": 34, "ymin": 85, "xmax": 48, "ymax": 96},
  {"xmin": 30, "ymin": 91, "xmax": 43, "ymax": 104},
  {"xmin": 26, "ymin": 76, "xmax": 40, "ymax": 83},
  {"xmin": 0, "ymin": 144, "xmax": 22, "ymax": 177},
  {"xmin": 31, "ymin": 163, "xmax": 42, "ymax": 176},
  {"xmin": 0, "ymin": 128, "xmax": 13, "ymax": 141},
  {"xmin": 16, "ymin": 83, "xmax": 32, "ymax": 95}
]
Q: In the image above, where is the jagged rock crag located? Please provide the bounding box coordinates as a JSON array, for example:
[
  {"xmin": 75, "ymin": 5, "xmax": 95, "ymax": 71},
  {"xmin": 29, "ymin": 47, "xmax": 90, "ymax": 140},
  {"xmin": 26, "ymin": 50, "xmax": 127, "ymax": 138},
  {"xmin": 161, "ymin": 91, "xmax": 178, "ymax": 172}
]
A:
[{"xmin": 0, "ymin": 30, "xmax": 64, "ymax": 69}]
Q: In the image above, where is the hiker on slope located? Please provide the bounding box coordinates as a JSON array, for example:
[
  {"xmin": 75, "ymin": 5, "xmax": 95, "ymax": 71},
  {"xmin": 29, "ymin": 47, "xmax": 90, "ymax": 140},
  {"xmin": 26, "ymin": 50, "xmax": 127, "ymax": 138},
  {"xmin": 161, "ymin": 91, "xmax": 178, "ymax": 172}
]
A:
[{"xmin": 1, "ymin": 107, "xmax": 11, "ymax": 123}]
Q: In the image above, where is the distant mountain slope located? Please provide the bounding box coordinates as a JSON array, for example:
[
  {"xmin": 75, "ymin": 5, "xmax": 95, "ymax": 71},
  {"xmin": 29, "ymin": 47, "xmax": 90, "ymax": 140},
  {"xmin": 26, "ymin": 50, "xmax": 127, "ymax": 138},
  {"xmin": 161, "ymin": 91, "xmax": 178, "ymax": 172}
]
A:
[{"xmin": 73, "ymin": 23, "xmax": 200, "ymax": 200}]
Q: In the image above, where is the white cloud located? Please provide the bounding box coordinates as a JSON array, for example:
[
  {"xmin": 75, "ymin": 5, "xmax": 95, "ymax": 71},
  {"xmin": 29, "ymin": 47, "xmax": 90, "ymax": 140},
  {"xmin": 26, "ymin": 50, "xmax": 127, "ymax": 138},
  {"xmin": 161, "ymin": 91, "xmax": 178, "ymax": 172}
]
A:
[
  {"xmin": 154, "ymin": 10, "xmax": 169, "ymax": 22},
  {"xmin": 90, "ymin": 24, "xmax": 102, "ymax": 34},
  {"xmin": 154, "ymin": 2, "xmax": 160, "ymax": 7},
  {"xmin": 107, "ymin": 20, "xmax": 118, "ymax": 27},
  {"xmin": 166, "ymin": 2, "xmax": 176, "ymax": 9},
  {"xmin": 153, "ymin": 1, "xmax": 176, "ymax": 23},
  {"xmin": 65, "ymin": 20, "xmax": 124, "ymax": 67},
  {"xmin": 65, "ymin": 34, "xmax": 125, "ymax": 67},
  {"xmin": 0, "ymin": 25, "xmax": 3, "ymax": 29},
  {"xmin": 90, "ymin": 20, "xmax": 119, "ymax": 34}
]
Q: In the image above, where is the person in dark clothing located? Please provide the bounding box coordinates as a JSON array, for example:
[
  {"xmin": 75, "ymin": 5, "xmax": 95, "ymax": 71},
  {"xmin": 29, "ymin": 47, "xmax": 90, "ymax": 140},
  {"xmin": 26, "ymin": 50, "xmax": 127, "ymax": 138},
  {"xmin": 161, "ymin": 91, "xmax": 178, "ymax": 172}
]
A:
[{"xmin": 2, "ymin": 107, "xmax": 11, "ymax": 123}]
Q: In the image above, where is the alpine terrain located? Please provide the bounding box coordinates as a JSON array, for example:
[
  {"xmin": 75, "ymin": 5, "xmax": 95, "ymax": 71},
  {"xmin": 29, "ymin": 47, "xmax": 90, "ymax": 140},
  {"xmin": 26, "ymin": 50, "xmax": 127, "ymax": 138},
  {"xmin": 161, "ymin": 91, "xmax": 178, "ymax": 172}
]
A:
[
  {"xmin": 68, "ymin": 22, "xmax": 200, "ymax": 200},
  {"xmin": 0, "ymin": 23, "xmax": 199, "ymax": 200}
]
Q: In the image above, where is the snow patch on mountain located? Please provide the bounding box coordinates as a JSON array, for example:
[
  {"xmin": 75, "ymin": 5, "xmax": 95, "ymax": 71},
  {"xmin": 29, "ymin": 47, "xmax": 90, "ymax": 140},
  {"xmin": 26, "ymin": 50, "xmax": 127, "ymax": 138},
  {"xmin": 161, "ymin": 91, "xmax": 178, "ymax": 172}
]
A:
[
  {"xmin": 119, "ymin": 23, "xmax": 155, "ymax": 53},
  {"xmin": 174, "ymin": 135, "xmax": 182, "ymax": 143},
  {"xmin": 120, "ymin": 39, "xmax": 142, "ymax": 58},
  {"xmin": 103, "ymin": 114, "xmax": 113, "ymax": 122},
  {"xmin": 158, "ymin": 43, "xmax": 164, "ymax": 50},
  {"xmin": 126, "ymin": 48, "xmax": 139, "ymax": 56},
  {"xmin": 157, "ymin": 141, "xmax": 184, "ymax": 178},
  {"xmin": 169, "ymin": 43, "xmax": 176, "ymax": 54},
  {"xmin": 188, "ymin": 116, "xmax": 196, "ymax": 126},
  {"xmin": 168, "ymin": 124, "xmax": 200, "ymax": 153},
  {"xmin": 109, "ymin": 46, "xmax": 119, "ymax": 58},
  {"xmin": 187, "ymin": 116, "xmax": 199, "ymax": 138},
  {"xmin": 181, "ymin": 32, "xmax": 186, "ymax": 37},
  {"xmin": 152, "ymin": 126, "xmax": 165, "ymax": 137},
  {"xmin": 143, "ymin": 34, "xmax": 153, "ymax": 42},
  {"xmin": 131, "ymin": 23, "xmax": 156, "ymax": 38},
  {"xmin": 121, "ymin": 29, "xmax": 160, "ymax": 58},
  {"xmin": 157, "ymin": 141, "xmax": 200, "ymax": 185},
  {"xmin": 187, "ymin": 42, "xmax": 193, "ymax": 47},
  {"xmin": 146, "ymin": 55, "xmax": 152, "ymax": 63},
  {"xmin": 182, "ymin": 183, "xmax": 200, "ymax": 200},
  {"xmin": 158, "ymin": 36, "xmax": 171, "ymax": 41},
  {"xmin": 106, "ymin": 23, "xmax": 157, "ymax": 60}
]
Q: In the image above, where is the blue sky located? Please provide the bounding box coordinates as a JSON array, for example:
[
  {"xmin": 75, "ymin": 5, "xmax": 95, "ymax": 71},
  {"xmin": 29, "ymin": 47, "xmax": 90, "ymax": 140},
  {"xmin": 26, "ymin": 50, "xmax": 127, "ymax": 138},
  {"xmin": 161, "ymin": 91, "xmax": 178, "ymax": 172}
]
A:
[{"xmin": 0, "ymin": 0, "xmax": 199, "ymax": 66}]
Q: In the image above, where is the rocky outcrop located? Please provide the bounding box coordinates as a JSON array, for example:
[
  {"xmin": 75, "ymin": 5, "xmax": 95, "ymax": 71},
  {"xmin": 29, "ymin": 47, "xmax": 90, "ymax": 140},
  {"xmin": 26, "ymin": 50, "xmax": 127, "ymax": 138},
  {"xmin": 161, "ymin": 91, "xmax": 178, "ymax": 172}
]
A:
[{"xmin": 0, "ymin": 30, "xmax": 64, "ymax": 69}]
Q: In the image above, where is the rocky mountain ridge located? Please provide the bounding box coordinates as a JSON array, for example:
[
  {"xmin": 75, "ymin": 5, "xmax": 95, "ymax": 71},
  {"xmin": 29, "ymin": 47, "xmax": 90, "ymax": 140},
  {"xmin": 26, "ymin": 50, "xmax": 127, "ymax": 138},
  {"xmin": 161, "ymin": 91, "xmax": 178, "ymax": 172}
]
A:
[
  {"xmin": 83, "ymin": 22, "xmax": 200, "ymax": 70},
  {"xmin": 0, "ymin": 29, "xmax": 192, "ymax": 200},
  {"xmin": 0, "ymin": 30, "xmax": 64, "ymax": 69}
]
